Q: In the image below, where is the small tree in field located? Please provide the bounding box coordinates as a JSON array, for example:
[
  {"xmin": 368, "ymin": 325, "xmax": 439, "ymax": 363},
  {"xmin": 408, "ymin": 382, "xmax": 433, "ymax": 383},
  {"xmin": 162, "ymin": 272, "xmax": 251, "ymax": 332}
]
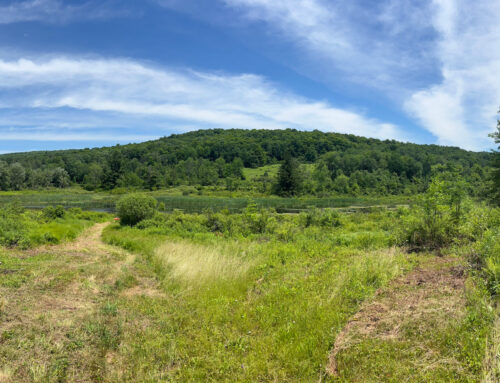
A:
[
  {"xmin": 116, "ymin": 193, "xmax": 157, "ymax": 226},
  {"xmin": 398, "ymin": 173, "xmax": 469, "ymax": 250}
]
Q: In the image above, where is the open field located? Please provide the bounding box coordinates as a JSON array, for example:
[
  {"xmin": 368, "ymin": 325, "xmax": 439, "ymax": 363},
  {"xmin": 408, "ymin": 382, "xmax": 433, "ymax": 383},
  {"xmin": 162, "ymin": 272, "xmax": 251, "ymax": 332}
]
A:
[{"xmin": 1, "ymin": 201, "xmax": 498, "ymax": 382}]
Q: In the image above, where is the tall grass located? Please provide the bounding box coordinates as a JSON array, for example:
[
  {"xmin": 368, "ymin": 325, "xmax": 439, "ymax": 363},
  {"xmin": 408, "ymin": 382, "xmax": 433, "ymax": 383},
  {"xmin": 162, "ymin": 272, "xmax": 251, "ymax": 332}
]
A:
[
  {"xmin": 154, "ymin": 241, "xmax": 255, "ymax": 286},
  {"xmin": 101, "ymin": 210, "xmax": 415, "ymax": 382}
]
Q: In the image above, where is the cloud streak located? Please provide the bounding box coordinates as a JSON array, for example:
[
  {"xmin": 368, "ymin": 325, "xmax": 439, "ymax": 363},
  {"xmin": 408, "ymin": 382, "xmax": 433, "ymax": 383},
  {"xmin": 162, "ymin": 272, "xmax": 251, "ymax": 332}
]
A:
[
  {"xmin": 0, "ymin": 56, "xmax": 407, "ymax": 143},
  {"xmin": 223, "ymin": 0, "xmax": 437, "ymax": 90},
  {"xmin": 405, "ymin": 0, "xmax": 500, "ymax": 150},
  {"xmin": 0, "ymin": 0, "xmax": 126, "ymax": 24},
  {"xmin": 220, "ymin": 0, "xmax": 499, "ymax": 150}
]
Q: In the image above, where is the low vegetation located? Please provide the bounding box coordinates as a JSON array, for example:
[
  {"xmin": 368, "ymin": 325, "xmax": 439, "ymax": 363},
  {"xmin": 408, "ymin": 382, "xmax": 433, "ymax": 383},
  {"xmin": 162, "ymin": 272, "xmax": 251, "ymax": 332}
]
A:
[
  {"xmin": 94, "ymin": 180, "xmax": 499, "ymax": 381},
  {"xmin": 0, "ymin": 204, "xmax": 108, "ymax": 248}
]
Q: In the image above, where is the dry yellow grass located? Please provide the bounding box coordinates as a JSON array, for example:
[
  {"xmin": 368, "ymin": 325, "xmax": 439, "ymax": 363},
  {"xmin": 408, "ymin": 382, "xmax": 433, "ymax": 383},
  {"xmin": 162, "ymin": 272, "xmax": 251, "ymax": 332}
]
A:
[
  {"xmin": 154, "ymin": 241, "xmax": 254, "ymax": 285},
  {"xmin": 482, "ymin": 307, "xmax": 500, "ymax": 383}
]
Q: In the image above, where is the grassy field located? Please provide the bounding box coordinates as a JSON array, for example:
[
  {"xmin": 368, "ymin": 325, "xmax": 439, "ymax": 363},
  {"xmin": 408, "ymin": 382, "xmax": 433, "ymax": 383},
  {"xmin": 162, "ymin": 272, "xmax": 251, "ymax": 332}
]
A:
[{"xmin": 1, "ymin": 203, "xmax": 498, "ymax": 382}]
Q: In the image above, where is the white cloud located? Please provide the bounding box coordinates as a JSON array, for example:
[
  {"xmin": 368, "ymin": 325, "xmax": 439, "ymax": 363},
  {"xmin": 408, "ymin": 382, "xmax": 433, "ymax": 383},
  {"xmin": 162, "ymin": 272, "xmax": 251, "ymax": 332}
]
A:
[
  {"xmin": 0, "ymin": 0, "xmax": 125, "ymax": 24},
  {"xmin": 222, "ymin": 0, "xmax": 436, "ymax": 90},
  {"xmin": 0, "ymin": 56, "xmax": 407, "ymax": 142},
  {"xmin": 218, "ymin": 0, "xmax": 499, "ymax": 150},
  {"xmin": 405, "ymin": 0, "xmax": 500, "ymax": 150}
]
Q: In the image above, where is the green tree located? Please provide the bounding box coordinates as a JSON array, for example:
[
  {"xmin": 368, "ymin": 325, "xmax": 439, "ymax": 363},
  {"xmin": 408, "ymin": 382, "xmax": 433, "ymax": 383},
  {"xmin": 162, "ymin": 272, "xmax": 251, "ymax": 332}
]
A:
[
  {"xmin": 332, "ymin": 174, "xmax": 350, "ymax": 194},
  {"xmin": 0, "ymin": 161, "xmax": 10, "ymax": 190},
  {"xmin": 490, "ymin": 110, "xmax": 500, "ymax": 203},
  {"xmin": 9, "ymin": 163, "xmax": 25, "ymax": 190},
  {"xmin": 276, "ymin": 154, "xmax": 302, "ymax": 196},
  {"xmin": 117, "ymin": 172, "xmax": 144, "ymax": 189},
  {"xmin": 230, "ymin": 157, "xmax": 245, "ymax": 180},
  {"xmin": 51, "ymin": 167, "xmax": 70, "ymax": 188},
  {"xmin": 313, "ymin": 161, "xmax": 332, "ymax": 192},
  {"xmin": 83, "ymin": 163, "xmax": 103, "ymax": 191}
]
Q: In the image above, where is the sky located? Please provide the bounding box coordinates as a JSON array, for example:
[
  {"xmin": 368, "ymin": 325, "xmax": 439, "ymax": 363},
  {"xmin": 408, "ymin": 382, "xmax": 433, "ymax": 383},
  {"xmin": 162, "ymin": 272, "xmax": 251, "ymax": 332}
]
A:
[{"xmin": 0, "ymin": 0, "xmax": 499, "ymax": 153}]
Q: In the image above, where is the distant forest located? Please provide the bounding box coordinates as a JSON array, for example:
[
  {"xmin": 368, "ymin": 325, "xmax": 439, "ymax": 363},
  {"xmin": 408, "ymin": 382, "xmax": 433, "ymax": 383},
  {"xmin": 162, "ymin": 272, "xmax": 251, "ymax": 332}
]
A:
[{"xmin": 0, "ymin": 129, "xmax": 493, "ymax": 196}]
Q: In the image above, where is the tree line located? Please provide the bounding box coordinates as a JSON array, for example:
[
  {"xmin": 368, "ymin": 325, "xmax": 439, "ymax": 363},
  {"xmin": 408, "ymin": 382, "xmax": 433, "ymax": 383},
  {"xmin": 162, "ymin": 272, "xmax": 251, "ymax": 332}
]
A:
[{"xmin": 0, "ymin": 128, "xmax": 494, "ymax": 196}]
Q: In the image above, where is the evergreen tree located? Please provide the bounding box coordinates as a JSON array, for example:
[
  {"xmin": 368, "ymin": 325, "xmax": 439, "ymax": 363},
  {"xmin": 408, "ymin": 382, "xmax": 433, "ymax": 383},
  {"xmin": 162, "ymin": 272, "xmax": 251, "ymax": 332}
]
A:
[
  {"xmin": 489, "ymin": 110, "xmax": 500, "ymax": 203},
  {"xmin": 276, "ymin": 154, "xmax": 302, "ymax": 196}
]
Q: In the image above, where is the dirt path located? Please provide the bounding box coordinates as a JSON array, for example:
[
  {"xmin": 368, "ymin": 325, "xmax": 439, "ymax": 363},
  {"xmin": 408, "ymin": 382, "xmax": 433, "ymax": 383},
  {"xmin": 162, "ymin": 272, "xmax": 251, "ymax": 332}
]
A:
[
  {"xmin": 327, "ymin": 256, "xmax": 467, "ymax": 378},
  {"xmin": 0, "ymin": 222, "xmax": 162, "ymax": 382}
]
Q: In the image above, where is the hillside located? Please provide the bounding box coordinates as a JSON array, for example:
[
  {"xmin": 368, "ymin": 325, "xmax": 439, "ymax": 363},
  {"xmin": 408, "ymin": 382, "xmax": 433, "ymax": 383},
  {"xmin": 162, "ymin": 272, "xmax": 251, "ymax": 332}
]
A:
[{"xmin": 0, "ymin": 129, "xmax": 492, "ymax": 195}]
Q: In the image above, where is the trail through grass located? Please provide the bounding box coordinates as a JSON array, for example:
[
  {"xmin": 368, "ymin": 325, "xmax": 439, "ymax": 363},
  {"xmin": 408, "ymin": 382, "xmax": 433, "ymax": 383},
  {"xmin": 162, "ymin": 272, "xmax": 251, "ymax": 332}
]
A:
[
  {"xmin": 1, "ymin": 210, "xmax": 497, "ymax": 382},
  {"xmin": 0, "ymin": 222, "xmax": 161, "ymax": 382},
  {"xmin": 327, "ymin": 256, "xmax": 492, "ymax": 382}
]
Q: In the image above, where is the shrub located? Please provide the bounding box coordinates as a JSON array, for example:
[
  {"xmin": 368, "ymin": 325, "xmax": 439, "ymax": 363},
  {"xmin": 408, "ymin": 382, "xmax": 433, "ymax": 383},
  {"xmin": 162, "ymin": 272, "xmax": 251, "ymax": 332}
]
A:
[
  {"xmin": 396, "ymin": 177, "xmax": 467, "ymax": 250},
  {"xmin": 116, "ymin": 193, "xmax": 157, "ymax": 226},
  {"xmin": 469, "ymin": 229, "xmax": 500, "ymax": 296},
  {"xmin": 42, "ymin": 205, "xmax": 65, "ymax": 220},
  {"xmin": 300, "ymin": 208, "xmax": 342, "ymax": 228}
]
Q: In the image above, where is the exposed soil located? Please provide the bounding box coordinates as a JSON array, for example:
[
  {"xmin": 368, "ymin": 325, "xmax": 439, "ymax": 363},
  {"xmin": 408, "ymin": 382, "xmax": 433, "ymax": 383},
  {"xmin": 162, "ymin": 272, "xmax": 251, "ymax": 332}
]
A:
[{"xmin": 327, "ymin": 256, "xmax": 467, "ymax": 376}]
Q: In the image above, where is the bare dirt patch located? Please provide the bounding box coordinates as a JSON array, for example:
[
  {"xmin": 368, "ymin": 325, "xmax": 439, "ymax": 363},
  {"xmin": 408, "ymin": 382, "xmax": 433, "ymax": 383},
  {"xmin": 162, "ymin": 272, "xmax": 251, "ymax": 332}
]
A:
[{"xmin": 327, "ymin": 256, "xmax": 467, "ymax": 376}]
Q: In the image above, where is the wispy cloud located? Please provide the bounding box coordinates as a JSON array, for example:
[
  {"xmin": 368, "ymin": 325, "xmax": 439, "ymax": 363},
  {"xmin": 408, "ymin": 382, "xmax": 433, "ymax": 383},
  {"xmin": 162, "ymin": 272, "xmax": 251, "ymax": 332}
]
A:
[
  {"xmin": 222, "ymin": 0, "xmax": 437, "ymax": 90},
  {"xmin": 0, "ymin": 0, "xmax": 126, "ymax": 24},
  {"xmin": 217, "ymin": 0, "xmax": 498, "ymax": 150},
  {"xmin": 405, "ymin": 0, "xmax": 500, "ymax": 150},
  {"xmin": 0, "ymin": 56, "xmax": 407, "ymax": 142}
]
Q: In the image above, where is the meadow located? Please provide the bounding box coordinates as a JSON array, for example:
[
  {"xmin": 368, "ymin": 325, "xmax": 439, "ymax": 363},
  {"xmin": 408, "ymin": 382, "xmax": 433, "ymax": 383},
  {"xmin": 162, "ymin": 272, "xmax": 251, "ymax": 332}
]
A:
[{"xmin": 0, "ymin": 193, "xmax": 499, "ymax": 382}]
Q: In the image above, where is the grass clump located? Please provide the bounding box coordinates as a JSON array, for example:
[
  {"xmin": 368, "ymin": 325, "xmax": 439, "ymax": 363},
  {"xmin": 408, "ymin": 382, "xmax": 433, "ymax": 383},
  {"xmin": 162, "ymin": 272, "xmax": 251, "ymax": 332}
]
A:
[{"xmin": 154, "ymin": 241, "xmax": 254, "ymax": 286}]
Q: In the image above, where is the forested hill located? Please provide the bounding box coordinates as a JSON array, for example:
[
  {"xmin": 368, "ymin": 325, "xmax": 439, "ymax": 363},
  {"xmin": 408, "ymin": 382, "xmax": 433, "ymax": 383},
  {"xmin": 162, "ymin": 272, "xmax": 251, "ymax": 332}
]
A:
[{"xmin": 0, "ymin": 129, "xmax": 492, "ymax": 195}]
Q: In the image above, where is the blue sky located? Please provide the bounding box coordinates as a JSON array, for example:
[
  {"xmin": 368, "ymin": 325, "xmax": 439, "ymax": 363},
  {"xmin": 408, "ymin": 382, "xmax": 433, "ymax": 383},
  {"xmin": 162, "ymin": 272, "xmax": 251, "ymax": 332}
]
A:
[{"xmin": 0, "ymin": 0, "xmax": 499, "ymax": 153}]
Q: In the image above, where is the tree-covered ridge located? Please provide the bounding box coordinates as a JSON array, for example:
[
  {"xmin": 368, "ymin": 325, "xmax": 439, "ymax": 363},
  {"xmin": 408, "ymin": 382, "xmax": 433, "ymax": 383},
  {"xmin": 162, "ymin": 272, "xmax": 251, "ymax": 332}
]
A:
[{"xmin": 0, "ymin": 129, "xmax": 492, "ymax": 195}]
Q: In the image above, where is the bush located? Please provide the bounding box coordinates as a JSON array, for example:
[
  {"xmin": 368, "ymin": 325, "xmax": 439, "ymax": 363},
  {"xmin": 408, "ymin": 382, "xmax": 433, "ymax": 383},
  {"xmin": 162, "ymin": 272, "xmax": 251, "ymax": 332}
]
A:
[
  {"xmin": 469, "ymin": 229, "xmax": 500, "ymax": 296},
  {"xmin": 396, "ymin": 177, "xmax": 467, "ymax": 250},
  {"xmin": 42, "ymin": 205, "xmax": 65, "ymax": 220},
  {"xmin": 300, "ymin": 208, "xmax": 342, "ymax": 228},
  {"xmin": 116, "ymin": 194, "xmax": 157, "ymax": 226}
]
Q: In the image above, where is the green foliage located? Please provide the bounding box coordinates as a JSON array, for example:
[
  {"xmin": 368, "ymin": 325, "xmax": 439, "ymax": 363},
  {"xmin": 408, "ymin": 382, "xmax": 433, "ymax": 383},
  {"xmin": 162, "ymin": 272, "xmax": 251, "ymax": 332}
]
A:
[
  {"xmin": 0, "ymin": 206, "xmax": 108, "ymax": 248},
  {"xmin": 0, "ymin": 205, "xmax": 28, "ymax": 247},
  {"xmin": 101, "ymin": 208, "xmax": 409, "ymax": 382},
  {"xmin": 397, "ymin": 175, "xmax": 470, "ymax": 250},
  {"xmin": 0, "ymin": 129, "xmax": 491, "ymax": 196},
  {"xmin": 42, "ymin": 205, "xmax": 66, "ymax": 220},
  {"xmin": 299, "ymin": 208, "xmax": 342, "ymax": 228},
  {"xmin": 116, "ymin": 193, "xmax": 157, "ymax": 226},
  {"xmin": 469, "ymin": 229, "xmax": 500, "ymax": 296},
  {"xmin": 489, "ymin": 110, "xmax": 500, "ymax": 204},
  {"xmin": 276, "ymin": 154, "xmax": 302, "ymax": 196}
]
